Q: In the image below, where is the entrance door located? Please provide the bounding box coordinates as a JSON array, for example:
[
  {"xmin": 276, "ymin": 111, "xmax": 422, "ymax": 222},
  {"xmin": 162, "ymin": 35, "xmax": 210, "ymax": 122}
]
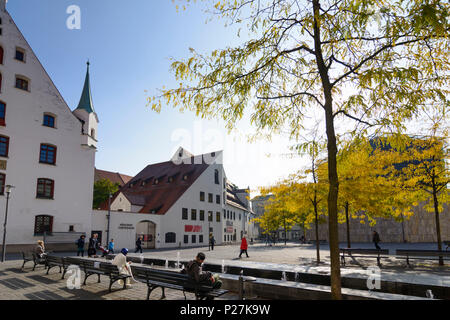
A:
[{"xmin": 136, "ymin": 221, "xmax": 156, "ymax": 249}]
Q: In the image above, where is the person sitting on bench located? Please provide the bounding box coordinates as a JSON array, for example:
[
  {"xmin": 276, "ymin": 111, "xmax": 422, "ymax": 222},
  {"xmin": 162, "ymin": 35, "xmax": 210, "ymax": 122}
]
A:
[
  {"xmin": 186, "ymin": 252, "xmax": 222, "ymax": 289},
  {"xmin": 112, "ymin": 248, "xmax": 137, "ymax": 287},
  {"xmin": 35, "ymin": 240, "xmax": 47, "ymax": 259}
]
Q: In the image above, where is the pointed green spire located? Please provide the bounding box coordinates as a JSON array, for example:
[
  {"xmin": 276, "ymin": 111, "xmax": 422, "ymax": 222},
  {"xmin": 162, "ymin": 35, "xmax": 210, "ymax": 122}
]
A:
[{"xmin": 76, "ymin": 61, "xmax": 95, "ymax": 114}]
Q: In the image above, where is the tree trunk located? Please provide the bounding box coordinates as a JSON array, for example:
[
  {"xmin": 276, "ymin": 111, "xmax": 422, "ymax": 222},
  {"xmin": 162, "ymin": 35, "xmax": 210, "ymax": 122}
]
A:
[
  {"xmin": 313, "ymin": 0, "xmax": 342, "ymax": 299},
  {"xmin": 314, "ymin": 204, "xmax": 320, "ymax": 264},
  {"xmin": 345, "ymin": 202, "xmax": 351, "ymax": 248},
  {"xmin": 432, "ymin": 183, "xmax": 443, "ymax": 266}
]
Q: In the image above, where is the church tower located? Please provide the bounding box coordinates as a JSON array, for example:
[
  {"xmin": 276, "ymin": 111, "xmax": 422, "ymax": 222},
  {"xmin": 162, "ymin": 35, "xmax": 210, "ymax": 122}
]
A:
[{"xmin": 73, "ymin": 61, "xmax": 99, "ymax": 149}]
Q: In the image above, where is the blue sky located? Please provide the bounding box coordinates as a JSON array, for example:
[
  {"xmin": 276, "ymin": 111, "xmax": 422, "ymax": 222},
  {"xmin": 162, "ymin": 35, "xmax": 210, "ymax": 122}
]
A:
[{"xmin": 7, "ymin": 0, "xmax": 306, "ymax": 194}]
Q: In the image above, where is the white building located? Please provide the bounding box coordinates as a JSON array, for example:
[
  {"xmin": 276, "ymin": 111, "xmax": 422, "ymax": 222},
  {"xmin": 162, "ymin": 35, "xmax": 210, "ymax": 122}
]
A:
[
  {"xmin": 92, "ymin": 148, "xmax": 255, "ymax": 250},
  {"xmin": 0, "ymin": 0, "xmax": 98, "ymax": 252}
]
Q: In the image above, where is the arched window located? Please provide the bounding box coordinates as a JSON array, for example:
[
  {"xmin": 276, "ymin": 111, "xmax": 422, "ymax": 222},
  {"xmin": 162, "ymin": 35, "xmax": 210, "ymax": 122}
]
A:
[
  {"xmin": 165, "ymin": 232, "xmax": 176, "ymax": 243},
  {"xmin": 34, "ymin": 215, "xmax": 53, "ymax": 235},
  {"xmin": 15, "ymin": 75, "xmax": 29, "ymax": 91}
]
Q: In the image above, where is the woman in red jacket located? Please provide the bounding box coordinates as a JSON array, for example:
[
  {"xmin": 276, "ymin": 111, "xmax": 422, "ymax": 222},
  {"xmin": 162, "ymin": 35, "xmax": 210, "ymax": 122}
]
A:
[{"xmin": 239, "ymin": 236, "xmax": 249, "ymax": 258}]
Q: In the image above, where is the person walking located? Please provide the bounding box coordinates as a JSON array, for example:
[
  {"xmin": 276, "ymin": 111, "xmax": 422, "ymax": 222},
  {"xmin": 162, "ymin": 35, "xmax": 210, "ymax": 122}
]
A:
[
  {"xmin": 108, "ymin": 239, "xmax": 115, "ymax": 254},
  {"xmin": 88, "ymin": 233, "xmax": 99, "ymax": 258},
  {"xmin": 76, "ymin": 235, "xmax": 85, "ymax": 257},
  {"xmin": 209, "ymin": 234, "xmax": 215, "ymax": 251},
  {"xmin": 238, "ymin": 236, "xmax": 249, "ymax": 258},
  {"xmin": 372, "ymin": 231, "xmax": 381, "ymax": 250},
  {"xmin": 135, "ymin": 236, "xmax": 143, "ymax": 254}
]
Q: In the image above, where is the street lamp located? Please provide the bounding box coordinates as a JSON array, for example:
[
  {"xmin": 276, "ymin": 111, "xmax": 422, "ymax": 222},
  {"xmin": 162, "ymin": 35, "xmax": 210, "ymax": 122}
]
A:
[
  {"xmin": 1, "ymin": 185, "xmax": 15, "ymax": 263},
  {"xmin": 106, "ymin": 192, "xmax": 112, "ymax": 248}
]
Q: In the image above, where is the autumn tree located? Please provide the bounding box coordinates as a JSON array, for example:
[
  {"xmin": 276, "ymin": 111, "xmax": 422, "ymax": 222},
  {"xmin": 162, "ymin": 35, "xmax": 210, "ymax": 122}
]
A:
[
  {"xmin": 151, "ymin": 0, "xmax": 450, "ymax": 299},
  {"xmin": 379, "ymin": 134, "xmax": 449, "ymax": 265},
  {"xmin": 93, "ymin": 179, "xmax": 120, "ymax": 209}
]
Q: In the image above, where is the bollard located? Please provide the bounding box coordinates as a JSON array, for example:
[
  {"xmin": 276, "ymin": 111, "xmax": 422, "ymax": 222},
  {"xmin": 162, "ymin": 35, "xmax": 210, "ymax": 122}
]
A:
[{"xmin": 238, "ymin": 269, "xmax": 244, "ymax": 300}]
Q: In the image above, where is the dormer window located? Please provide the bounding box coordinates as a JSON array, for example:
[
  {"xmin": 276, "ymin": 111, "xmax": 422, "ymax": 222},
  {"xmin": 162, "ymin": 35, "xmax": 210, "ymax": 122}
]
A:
[
  {"xmin": 15, "ymin": 48, "xmax": 25, "ymax": 62},
  {"xmin": 154, "ymin": 179, "xmax": 159, "ymax": 185},
  {"xmin": 183, "ymin": 175, "xmax": 188, "ymax": 181}
]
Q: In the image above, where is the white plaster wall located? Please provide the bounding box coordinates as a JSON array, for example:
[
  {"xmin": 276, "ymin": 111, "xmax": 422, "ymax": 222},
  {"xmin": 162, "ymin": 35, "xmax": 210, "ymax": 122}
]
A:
[
  {"xmin": 92, "ymin": 210, "xmax": 160, "ymax": 250},
  {"xmin": 158, "ymin": 152, "xmax": 226, "ymax": 249},
  {"xmin": 0, "ymin": 8, "xmax": 95, "ymax": 245}
]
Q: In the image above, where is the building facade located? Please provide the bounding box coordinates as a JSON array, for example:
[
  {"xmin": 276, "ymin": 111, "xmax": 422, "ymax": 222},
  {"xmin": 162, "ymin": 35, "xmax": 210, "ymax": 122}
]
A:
[
  {"xmin": 0, "ymin": 0, "xmax": 98, "ymax": 252},
  {"xmin": 92, "ymin": 148, "xmax": 255, "ymax": 250}
]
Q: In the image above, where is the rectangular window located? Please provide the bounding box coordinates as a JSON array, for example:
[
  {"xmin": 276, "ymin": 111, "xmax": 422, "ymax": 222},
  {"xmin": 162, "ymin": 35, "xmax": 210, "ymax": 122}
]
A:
[
  {"xmin": 43, "ymin": 114, "xmax": 55, "ymax": 128},
  {"xmin": 34, "ymin": 215, "xmax": 53, "ymax": 235},
  {"xmin": 0, "ymin": 135, "xmax": 9, "ymax": 157},
  {"xmin": 208, "ymin": 211, "xmax": 213, "ymax": 222},
  {"xmin": 0, "ymin": 102, "xmax": 5, "ymax": 126},
  {"xmin": 0, "ymin": 173, "xmax": 5, "ymax": 195},
  {"xmin": 39, "ymin": 144, "xmax": 56, "ymax": 164},
  {"xmin": 199, "ymin": 235, "xmax": 203, "ymax": 243},
  {"xmin": 191, "ymin": 209, "xmax": 197, "ymax": 220},
  {"xmin": 15, "ymin": 49, "xmax": 25, "ymax": 62},
  {"xmin": 200, "ymin": 191, "xmax": 205, "ymax": 201},
  {"xmin": 208, "ymin": 193, "xmax": 213, "ymax": 203},
  {"xmin": 184, "ymin": 235, "xmax": 189, "ymax": 244},
  {"xmin": 223, "ymin": 209, "xmax": 226, "ymax": 218},
  {"xmin": 192, "ymin": 235, "xmax": 196, "ymax": 244},
  {"xmin": 216, "ymin": 195, "xmax": 220, "ymax": 204},
  {"xmin": 199, "ymin": 210, "xmax": 205, "ymax": 221},
  {"xmin": 216, "ymin": 212, "xmax": 221, "ymax": 222},
  {"xmin": 36, "ymin": 178, "xmax": 54, "ymax": 199},
  {"xmin": 15, "ymin": 77, "xmax": 28, "ymax": 91},
  {"xmin": 182, "ymin": 208, "xmax": 188, "ymax": 220}
]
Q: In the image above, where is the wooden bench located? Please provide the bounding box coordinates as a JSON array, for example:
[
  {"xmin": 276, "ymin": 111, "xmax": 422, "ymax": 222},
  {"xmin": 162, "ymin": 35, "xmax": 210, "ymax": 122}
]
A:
[
  {"xmin": 45, "ymin": 255, "xmax": 70, "ymax": 279},
  {"xmin": 99, "ymin": 262, "xmax": 132, "ymax": 292},
  {"xmin": 133, "ymin": 266, "xmax": 228, "ymax": 300},
  {"xmin": 21, "ymin": 252, "xmax": 34, "ymax": 270},
  {"xmin": 395, "ymin": 249, "xmax": 450, "ymax": 267},
  {"xmin": 340, "ymin": 248, "xmax": 390, "ymax": 267},
  {"xmin": 30, "ymin": 253, "xmax": 47, "ymax": 271},
  {"xmin": 79, "ymin": 259, "xmax": 106, "ymax": 285}
]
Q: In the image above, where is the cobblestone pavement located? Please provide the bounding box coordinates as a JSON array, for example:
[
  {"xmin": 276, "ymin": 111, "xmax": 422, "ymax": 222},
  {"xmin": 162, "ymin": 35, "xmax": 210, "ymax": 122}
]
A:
[{"xmin": 0, "ymin": 260, "xmax": 240, "ymax": 301}]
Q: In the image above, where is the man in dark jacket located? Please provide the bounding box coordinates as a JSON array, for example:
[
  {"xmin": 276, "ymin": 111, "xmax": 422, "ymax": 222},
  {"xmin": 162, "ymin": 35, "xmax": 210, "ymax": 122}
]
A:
[
  {"xmin": 186, "ymin": 252, "xmax": 222, "ymax": 289},
  {"xmin": 372, "ymin": 231, "xmax": 381, "ymax": 250},
  {"xmin": 88, "ymin": 234, "xmax": 99, "ymax": 257},
  {"xmin": 76, "ymin": 235, "xmax": 85, "ymax": 257},
  {"xmin": 135, "ymin": 236, "xmax": 143, "ymax": 253}
]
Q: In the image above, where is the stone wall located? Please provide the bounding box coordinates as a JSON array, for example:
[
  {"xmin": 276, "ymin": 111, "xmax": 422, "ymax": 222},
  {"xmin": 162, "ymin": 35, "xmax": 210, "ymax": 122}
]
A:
[{"xmin": 304, "ymin": 202, "xmax": 449, "ymax": 243}]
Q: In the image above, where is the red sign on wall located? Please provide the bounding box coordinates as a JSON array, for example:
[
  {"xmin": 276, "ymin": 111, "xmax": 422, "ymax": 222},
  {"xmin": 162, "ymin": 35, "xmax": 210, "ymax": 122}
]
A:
[{"xmin": 185, "ymin": 225, "xmax": 202, "ymax": 232}]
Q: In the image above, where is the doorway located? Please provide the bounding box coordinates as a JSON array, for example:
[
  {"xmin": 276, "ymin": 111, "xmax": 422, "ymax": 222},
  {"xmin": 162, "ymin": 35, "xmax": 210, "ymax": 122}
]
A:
[{"xmin": 136, "ymin": 221, "xmax": 156, "ymax": 249}]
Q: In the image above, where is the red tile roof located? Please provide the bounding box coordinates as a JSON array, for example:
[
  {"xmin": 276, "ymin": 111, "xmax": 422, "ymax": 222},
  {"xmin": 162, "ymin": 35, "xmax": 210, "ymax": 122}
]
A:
[
  {"xmin": 100, "ymin": 153, "xmax": 218, "ymax": 215},
  {"xmin": 95, "ymin": 168, "xmax": 133, "ymax": 187}
]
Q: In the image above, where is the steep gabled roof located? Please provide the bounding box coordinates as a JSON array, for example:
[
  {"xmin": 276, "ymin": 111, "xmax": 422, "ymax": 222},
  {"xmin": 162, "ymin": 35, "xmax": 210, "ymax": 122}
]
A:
[
  {"xmin": 95, "ymin": 168, "xmax": 133, "ymax": 187},
  {"xmin": 100, "ymin": 151, "xmax": 220, "ymax": 215}
]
